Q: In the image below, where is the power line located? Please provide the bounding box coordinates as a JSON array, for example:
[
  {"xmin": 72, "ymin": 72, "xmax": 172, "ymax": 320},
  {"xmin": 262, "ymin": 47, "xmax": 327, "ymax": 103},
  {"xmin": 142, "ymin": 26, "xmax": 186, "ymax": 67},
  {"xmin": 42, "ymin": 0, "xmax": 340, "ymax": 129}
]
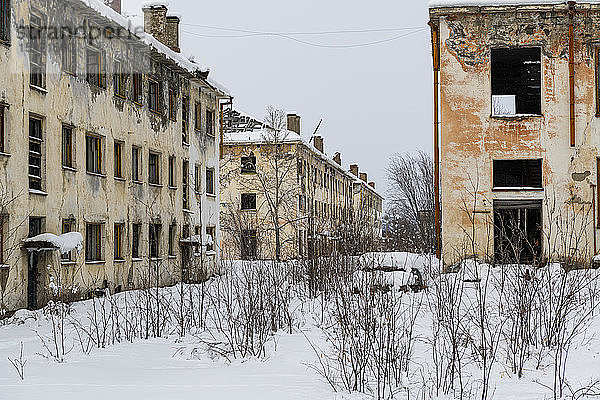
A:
[
  {"xmin": 181, "ymin": 27, "xmax": 427, "ymax": 48},
  {"xmin": 180, "ymin": 23, "xmax": 425, "ymax": 36}
]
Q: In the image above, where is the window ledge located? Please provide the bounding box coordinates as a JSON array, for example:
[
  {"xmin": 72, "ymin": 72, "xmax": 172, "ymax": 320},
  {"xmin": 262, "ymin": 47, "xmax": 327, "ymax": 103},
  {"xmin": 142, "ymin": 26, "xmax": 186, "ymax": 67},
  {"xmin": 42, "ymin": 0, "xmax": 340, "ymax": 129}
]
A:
[
  {"xmin": 132, "ymin": 180, "xmax": 143, "ymax": 185},
  {"xmin": 114, "ymin": 258, "xmax": 126, "ymax": 263},
  {"xmin": 149, "ymin": 109, "xmax": 163, "ymax": 116},
  {"xmin": 114, "ymin": 94, "xmax": 126, "ymax": 100},
  {"xmin": 206, "ymin": 251, "xmax": 216, "ymax": 256},
  {"xmin": 132, "ymin": 257, "xmax": 144, "ymax": 262},
  {"xmin": 150, "ymin": 257, "xmax": 162, "ymax": 261},
  {"xmin": 492, "ymin": 187, "xmax": 544, "ymax": 192},
  {"xmin": 491, "ymin": 114, "xmax": 542, "ymax": 120},
  {"xmin": 168, "ymin": 185, "xmax": 177, "ymax": 190},
  {"xmin": 86, "ymin": 171, "xmax": 107, "ymax": 178},
  {"xmin": 149, "ymin": 183, "xmax": 163, "ymax": 188},
  {"xmin": 0, "ymin": 152, "xmax": 11, "ymax": 158},
  {"xmin": 60, "ymin": 261, "xmax": 76, "ymax": 266},
  {"xmin": 168, "ymin": 255, "xmax": 176, "ymax": 259},
  {"xmin": 206, "ymin": 193, "xmax": 216, "ymax": 199},
  {"xmin": 62, "ymin": 70, "xmax": 77, "ymax": 78},
  {"xmin": 183, "ymin": 208, "xmax": 194, "ymax": 214},
  {"xmin": 241, "ymin": 209, "xmax": 257, "ymax": 212},
  {"xmin": 182, "ymin": 142, "xmax": 190, "ymax": 147},
  {"xmin": 62, "ymin": 166, "xmax": 77, "ymax": 173},
  {"xmin": 114, "ymin": 177, "xmax": 126, "ymax": 182},
  {"xmin": 85, "ymin": 260, "xmax": 105, "ymax": 265},
  {"xmin": 29, "ymin": 189, "xmax": 48, "ymax": 196},
  {"xmin": 30, "ymin": 84, "xmax": 47, "ymax": 94}
]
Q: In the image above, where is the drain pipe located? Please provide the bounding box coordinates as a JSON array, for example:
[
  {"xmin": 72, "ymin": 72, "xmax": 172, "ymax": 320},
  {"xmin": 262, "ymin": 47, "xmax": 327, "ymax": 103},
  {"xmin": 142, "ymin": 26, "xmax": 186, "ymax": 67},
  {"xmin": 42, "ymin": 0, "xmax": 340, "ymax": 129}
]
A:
[
  {"xmin": 569, "ymin": 1, "xmax": 576, "ymax": 147},
  {"xmin": 593, "ymin": 183, "xmax": 597, "ymax": 255},
  {"xmin": 429, "ymin": 18, "xmax": 442, "ymax": 259}
]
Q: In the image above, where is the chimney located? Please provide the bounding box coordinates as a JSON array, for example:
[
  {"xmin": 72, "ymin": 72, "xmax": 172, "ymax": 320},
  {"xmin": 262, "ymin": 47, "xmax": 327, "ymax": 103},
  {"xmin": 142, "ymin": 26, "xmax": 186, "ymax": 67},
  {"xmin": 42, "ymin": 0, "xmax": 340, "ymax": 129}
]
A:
[
  {"xmin": 368, "ymin": 182, "xmax": 375, "ymax": 189},
  {"xmin": 313, "ymin": 136, "xmax": 324, "ymax": 153},
  {"xmin": 360, "ymin": 172, "xmax": 368, "ymax": 182},
  {"xmin": 333, "ymin": 152, "xmax": 341, "ymax": 165},
  {"xmin": 166, "ymin": 15, "xmax": 181, "ymax": 53},
  {"xmin": 287, "ymin": 114, "xmax": 301, "ymax": 135},
  {"xmin": 106, "ymin": 0, "xmax": 121, "ymax": 14},
  {"xmin": 143, "ymin": 3, "xmax": 168, "ymax": 46},
  {"xmin": 350, "ymin": 164, "xmax": 359, "ymax": 177}
]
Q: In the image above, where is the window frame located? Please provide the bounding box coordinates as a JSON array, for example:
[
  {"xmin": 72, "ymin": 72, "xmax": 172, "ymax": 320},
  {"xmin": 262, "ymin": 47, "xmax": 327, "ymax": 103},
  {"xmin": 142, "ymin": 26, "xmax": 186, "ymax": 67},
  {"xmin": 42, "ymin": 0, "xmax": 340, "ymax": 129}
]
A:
[
  {"xmin": 206, "ymin": 109, "xmax": 214, "ymax": 137},
  {"xmin": 194, "ymin": 164, "xmax": 201, "ymax": 194},
  {"xmin": 132, "ymin": 223, "xmax": 141, "ymax": 259},
  {"xmin": 29, "ymin": 12, "xmax": 45, "ymax": 89},
  {"xmin": 0, "ymin": 105, "xmax": 5, "ymax": 153},
  {"xmin": 61, "ymin": 124, "xmax": 74, "ymax": 169},
  {"xmin": 61, "ymin": 218, "xmax": 75, "ymax": 262},
  {"xmin": 168, "ymin": 88, "xmax": 176, "ymax": 121},
  {"xmin": 205, "ymin": 167, "xmax": 215, "ymax": 196},
  {"xmin": 168, "ymin": 155, "xmax": 176, "ymax": 188},
  {"xmin": 182, "ymin": 96, "xmax": 189, "ymax": 144},
  {"xmin": 114, "ymin": 140, "xmax": 123, "ymax": 179},
  {"xmin": 114, "ymin": 223, "xmax": 124, "ymax": 260},
  {"xmin": 85, "ymin": 133, "xmax": 103, "ymax": 175},
  {"xmin": 241, "ymin": 193, "xmax": 257, "ymax": 211},
  {"xmin": 61, "ymin": 32, "xmax": 77, "ymax": 75},
  {"xmin": 182, "ymin": 160, "xmax": 189, "ymax": 210},
  {"xmin": 85, "ymin": 223, "xmax": 103, "ymax": 262},
  {"xmin": 194, "ymin": 102, "xmax": 202, "ymax": 131},
  {"xmin": 149, "ymin": 223, "xmax": 161, "ymax": 259},
  {"xmin": 132, "ymin": 72, "xmax": 142, "ymax": 105},
  {"xmin": 132, "ymin": 146, "xmax": 141, "ymax": 182},
  {"xmin": 113, "ymin": 60, "xmax": 126, "ymax": 98},
  {"xmin": 29, "ymin": 116, "xmax": 43, "ymax": 191},
  {"xmin": 148, "ymin": 151, "xmax": 160, "ymax": 185},
  {"xmin": 86, "ymin": 46, "xmax": 106, "ymax": 88},
  {"xmin": 206, "ymin": 226, "xmax": 215, "ymax": 252},
  {"xmin": 492, "ymin": 159, "xmax": 543, "ymax": 190},
  {"xmin": 0, "ymin": 0, "xmax": 10, "ymax": 44},
  {"xmin": 241, "ymin": 153, "xmax": 256, "ymax": 174},
  {"xmin": 148, "ymin": 78, "xmax": 160, "ymax": 113},
  {"xmin": 168, "ymin": 224, "xmax": 176, "ymax": 256}
]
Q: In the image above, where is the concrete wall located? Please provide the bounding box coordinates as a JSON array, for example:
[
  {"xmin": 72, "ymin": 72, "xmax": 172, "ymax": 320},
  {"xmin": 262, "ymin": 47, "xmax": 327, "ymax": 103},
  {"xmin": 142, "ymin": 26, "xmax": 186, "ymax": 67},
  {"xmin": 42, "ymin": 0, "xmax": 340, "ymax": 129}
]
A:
[{"xmin": 431, "ymin": 4, "xmax": 600, "ymax": 264}]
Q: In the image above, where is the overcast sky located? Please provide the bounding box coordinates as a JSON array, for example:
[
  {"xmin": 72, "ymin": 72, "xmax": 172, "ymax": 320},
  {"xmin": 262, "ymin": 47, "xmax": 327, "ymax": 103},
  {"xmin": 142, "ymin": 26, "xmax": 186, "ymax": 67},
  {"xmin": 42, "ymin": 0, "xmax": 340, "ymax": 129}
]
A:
[{"xmin": 124, "ymin": 0, "xmax": 433, "ymax": 204}]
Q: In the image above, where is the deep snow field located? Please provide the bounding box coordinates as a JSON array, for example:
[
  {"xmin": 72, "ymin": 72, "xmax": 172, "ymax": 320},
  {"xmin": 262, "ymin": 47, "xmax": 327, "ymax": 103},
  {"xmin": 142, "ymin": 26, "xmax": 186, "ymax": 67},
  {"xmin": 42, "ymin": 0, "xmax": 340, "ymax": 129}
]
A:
[{"xmin": 1, "ymin": 253, "xmax": 600, "ymax": 400}]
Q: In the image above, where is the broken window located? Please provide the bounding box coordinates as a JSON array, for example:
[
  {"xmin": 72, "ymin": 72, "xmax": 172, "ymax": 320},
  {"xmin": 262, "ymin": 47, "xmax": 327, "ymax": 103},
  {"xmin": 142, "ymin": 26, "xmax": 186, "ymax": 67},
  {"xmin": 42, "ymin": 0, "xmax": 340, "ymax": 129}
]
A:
[
  {"xmin": 0, "ymin": 0, "xmax": 9, "ymax": 43},
  {"xmin": 62, "ymin": 125, "xmax": 73, "ymax": 168},
  {"xmin": 86, "ymin": 47, "xmax": 106, "ymax": 88},
  {"xmin": 241, "ymin": 193, "xmax": 257, "ymax": 210},
  {"xmin": 494, "ymin": 200, "xmax": 542, "ymax": 263},
  {"xmin": 148, "ymin": 79, "xmax": 160, "ymax": 113},
  {"xmin": 241, "ymin": 230, "xmax": 257, "ymax": 260},
  {"xmin": 182, "ymin": 160, "xmax": 189, "ymax": 209},
  {"xmin": 206, "ymin": 167, "xmax": 215, "ymax": 195},
  {"xmin": 29, "ymin": 13, "xmax": 45, "ymax": 88},
  {"xmin": 86, "ymin": 134, "xmax": 103, "ymax": 174},
  {"xmin": 86, "ymin": 223, "xmax": 103, "ymax": 262},
  {"xmin": 491, "ymin": 48, "xmax": 541, "ymax": 116},
  {"xmin": 493, "ymin": 159, "xmax": 542, "ymax": 189},
  {"xmin": 29, "ymin": 116, "xmax": 43, "ymax": 190},
  {"xmin": 241, "ymin": 153, "xmax": 256, "ymax": 173},
  {"xmin": 182, "ymin": 96, "xmax": 189, "ymax": 144},
  {"xmin": 148, "ymin": 152, "xmax": 160, "ymax": 184}
]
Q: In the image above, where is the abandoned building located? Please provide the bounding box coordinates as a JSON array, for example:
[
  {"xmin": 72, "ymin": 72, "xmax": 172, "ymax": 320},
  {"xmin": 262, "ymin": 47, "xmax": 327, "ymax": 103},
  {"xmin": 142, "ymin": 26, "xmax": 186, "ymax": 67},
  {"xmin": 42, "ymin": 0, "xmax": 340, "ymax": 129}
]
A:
[
  {"xmin": 429, "ymin": 0, "xmax": 600, "ymax": 264},
  {"xmin": 220, "ymin": 110, "xmax": 383, "ymax": 260},
  {"xmin": 0, "ymin": 0, "xmax": 228, "ymax": 312}
]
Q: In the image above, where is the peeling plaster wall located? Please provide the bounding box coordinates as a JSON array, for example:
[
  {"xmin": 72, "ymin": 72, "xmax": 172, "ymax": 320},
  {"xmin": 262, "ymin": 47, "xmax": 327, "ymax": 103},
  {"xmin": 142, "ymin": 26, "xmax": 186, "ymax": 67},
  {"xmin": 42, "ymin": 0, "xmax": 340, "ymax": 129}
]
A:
[
  {"xmin": 433, "ymin": 4, "xmax": 600, "ymax": 263},
  {"xmin": 0, "ymin": 0, "xmax": 222, "ymax": 312}
]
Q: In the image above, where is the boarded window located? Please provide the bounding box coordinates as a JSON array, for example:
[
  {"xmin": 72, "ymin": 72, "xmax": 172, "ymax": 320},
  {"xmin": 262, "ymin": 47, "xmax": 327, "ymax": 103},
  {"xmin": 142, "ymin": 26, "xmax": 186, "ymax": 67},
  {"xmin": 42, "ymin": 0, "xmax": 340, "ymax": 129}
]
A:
[
  {"xmin": 0, "ymin": 0, "xmax": 10, "ymax": 43},
  {"xmin": 86, "ymin": 223, "xmax": 103, "ymax": 261},
  {"xmin": 86, "ymin": 134, "xmax": 103, "ymax": 174},
  {"xmin": 241, "ymin": 193, "xmax": 256, "ymax": 210},
  {"xmin": 241, "ymin": 153, "xmax": 256, "ymax": 173},
  {"xmin": 29, "ymin": 117, "xmax": 43, "ymax": 190},
  {"xmin": 62, "ymin": 125, "xmax": 73, "ymax": 168},
  {"xmin": 30, "ymin": 13, "xmax": 45, "ymax": 88},
  {"xmin": 491, "ymin": 48, "xmax": 541, "ymax": 116},
  {"xmin": 493, "ymin": 159, "xmax": 542, "ymax": 188}
]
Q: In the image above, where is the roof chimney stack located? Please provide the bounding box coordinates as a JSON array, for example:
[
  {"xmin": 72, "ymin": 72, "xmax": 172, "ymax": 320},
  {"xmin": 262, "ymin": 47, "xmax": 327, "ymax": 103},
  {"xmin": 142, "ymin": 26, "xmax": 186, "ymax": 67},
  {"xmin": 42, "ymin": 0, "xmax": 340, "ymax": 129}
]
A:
[
  {"xmin": 333, "ymin": 152, "xmax": 341, "ymax": 165},
  {"xmin": 143, "ymin": 3, "xmax": 169, "ymax": 48},
  {"xmin": 313, "ymin": 136, "xmax": 324, "ymax": 153},
  {"xmin": 287, "ymin": 114, "xmax": 301, "ymax": 135},
  {"xmin": 166, "ymin": 15, "xmax": 181, "ymax": 53},
  {"xmin": 368, "ymin": 182, "xmax": 375, "ymax": 189},
  {"xmin": 360, "ymin": 172, "xmax": 368, "ymax": 182},
  {"xmin": 350, "ymin": 164, "xmax": 359, "ymax": 177},
  {"xmin": 105, "ymin": 0, "xmax": 121, "ymax": 14}
]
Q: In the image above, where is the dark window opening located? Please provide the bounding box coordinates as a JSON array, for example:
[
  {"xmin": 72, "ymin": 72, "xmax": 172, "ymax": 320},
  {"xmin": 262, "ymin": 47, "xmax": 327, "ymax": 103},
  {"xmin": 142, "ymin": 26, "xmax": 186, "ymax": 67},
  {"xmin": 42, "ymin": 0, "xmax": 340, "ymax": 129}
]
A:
[
  {"xmin": 132, "ymin": 223, "xmax": 141, "ymax": 258},
  {"xmin": 132, "ymin": 146, "xmax": 140, "ymax": 181},
  {"xmin": 148, "ymin": 79, "xmax": 160, "ymax": 112},
  {"xmin": 206, "ymin": 168, "xmax": 214, "ymax": 195},
  {"xmin": 206, "ymin": 109, "xmax": 214, "ymax": 136},
  {"xmin": 61, "ymin": 34, "xmax": 76, "ymax": 75},
  {"xmin": 182, "ymin": 160, "xmax": 189, "ymax": 209},
  {"xmin": 113, "ymin": 61, "xmax": 126, "ymax": 98},
  {"xmin": 0, "ymin": 105, "xmax": 5, "ymax": 153},
  {"xmin": 494, "ymin": 200, "xmax": 542, "ymax": 264},
  {"xmin": 0, "ymin": 0, "xmax": 10, "ymax": 43},
  {"xmin": 62, "ymin": 125, "xmax": 73, "ymax": 168},
  {"xmin": 85, "ymin": 223, "xmax": 103, "ymax": 261},
  {"xmin": 86, "ymin": 48, "xmax": 106, "ymax": 88},
  {"xmin": 206, "ymin": 226, "xmax": 215, "ymax": 252},
  {"xmin": 168, "ymin": 224, "xmax": 176, "ymax": 256},
  {"xmin": 149, "ymin": 223, "xmax": 161, "ymax": 258},
  {"xmin": 30, "ymin": 13, "xmax": 45, "ymax": 88},
  {"xmin": 241, "ymin": 153, "xmax": 256, "ymax": 173},
  {"xmin": 114, "ymin": 223, "xmax": 124, "ymax": 260},
  {"xmin": 491, "ymin": 48, "xmax": 541, "ymax": 116},
  {"xmin": 493, "ymin": 159, "xmax": 542, "ymax": 188},
  {"xmin": 29, "ymin": 117, "xmax": 43, "ymax": 190},
  {"xmin": 241, "ymin": 230, "xmax": 257, "ymax": 260},
  {"xmin": 132, "ymin": 72, "xmax": 142, "ymax": 104},
  {"xmin": 241, "ymin": 193, "xmax": 257, "ymax": 210},
  {"xmin": 168, "ymin": 155, "xmax": 176, "ymax": 187},
  {"xmin": 86, "ymin": 134, "xmax": 103, "ymax": 174},
  {"xmin": 114, "ymin": 141, "xmax": 123, "ymax": 178},
  {"xmin": 149, "ymin": 152, "xmax": 160, "ymax": 184},
  {"xmin": 169, "ymin": 89, "xmax": 176, "ymax": 121},
  {"xmin": 182, "ymin": 96, "xmax": 189, "ymax": 144},
  {"xmin": 195, "ymin": 102, "xmax": 201, "ymax": 131},
  {"xmin": 194, "ymin": 164, "xmax": 200, "ymax": 193}
]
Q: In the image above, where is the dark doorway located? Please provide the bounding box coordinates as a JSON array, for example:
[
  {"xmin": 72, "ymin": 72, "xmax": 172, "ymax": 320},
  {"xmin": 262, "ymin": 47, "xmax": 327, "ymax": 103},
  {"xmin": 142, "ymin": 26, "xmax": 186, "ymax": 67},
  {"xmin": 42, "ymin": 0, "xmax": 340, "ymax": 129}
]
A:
[
  {"xmin": 27, "ymin": 217, "xmax": 44, "ymax": 310},
  {"xmin": 494, "ymin": 200, "xmax": 542, "ymax": 264},
  {"xmin": 241, "ymin": 230, "xmax": 257, "ymax": 260}
]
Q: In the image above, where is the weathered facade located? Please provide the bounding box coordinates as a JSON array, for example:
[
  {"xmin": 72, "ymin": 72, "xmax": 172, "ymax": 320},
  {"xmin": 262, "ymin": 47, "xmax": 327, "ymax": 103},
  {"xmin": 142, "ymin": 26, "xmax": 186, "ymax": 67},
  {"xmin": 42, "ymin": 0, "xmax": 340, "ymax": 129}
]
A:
[
  {"xmin": 0, "ymin": 0, "xmax": 227, "ymax": 312},
  {"xmin": 220, "ymin": 111, "xmax": 383, "ymax": 260},
  {"xmin": 429, "ymin": 0, "xmax": 600, "ymax": 264}
]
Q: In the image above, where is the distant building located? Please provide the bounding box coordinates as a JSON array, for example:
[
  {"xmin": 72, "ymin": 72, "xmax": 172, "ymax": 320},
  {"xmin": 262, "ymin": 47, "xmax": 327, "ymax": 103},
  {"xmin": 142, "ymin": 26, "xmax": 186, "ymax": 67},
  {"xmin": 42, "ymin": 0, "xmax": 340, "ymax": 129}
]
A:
[
  {"xmin": 429, "ymin": 0, "xmax": 600, "ymax": 264},
  {"xmin": 0, "ymin": 0, "xmax": 227, "ymax": 312},
  {"xmin": 220, "ymin": 110, "xmax": 383, "ymax": 260}
]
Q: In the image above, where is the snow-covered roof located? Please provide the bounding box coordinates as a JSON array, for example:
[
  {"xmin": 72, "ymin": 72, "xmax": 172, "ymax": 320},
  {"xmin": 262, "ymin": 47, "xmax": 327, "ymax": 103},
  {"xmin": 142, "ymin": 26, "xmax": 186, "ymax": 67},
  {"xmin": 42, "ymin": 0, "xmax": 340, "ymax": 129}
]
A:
[
  {"xmin": 77, "ymin": 0, "xmax": 230, "ymax": 95},
  {"xmin": 429, "ymin": 0, "xmax": 598, "ymax": 7},
  {"xmin": 24, "ymin": 232, "xmax": 84, "ymax": 254}
]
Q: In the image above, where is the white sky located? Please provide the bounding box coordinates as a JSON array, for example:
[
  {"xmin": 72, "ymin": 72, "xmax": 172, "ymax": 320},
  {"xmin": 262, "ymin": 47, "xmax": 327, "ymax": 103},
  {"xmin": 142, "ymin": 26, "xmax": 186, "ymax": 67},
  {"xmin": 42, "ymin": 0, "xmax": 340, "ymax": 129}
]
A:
[{"xmin": 123, "ymin": 0, "xmax": 433, "ymax": 202}]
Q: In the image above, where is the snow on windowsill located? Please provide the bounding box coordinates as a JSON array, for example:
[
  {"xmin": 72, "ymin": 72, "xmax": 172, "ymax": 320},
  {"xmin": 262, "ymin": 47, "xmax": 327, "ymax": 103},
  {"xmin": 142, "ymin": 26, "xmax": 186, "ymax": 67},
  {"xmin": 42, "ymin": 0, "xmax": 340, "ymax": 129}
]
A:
[
  {"xmin": 493, "ymin": 186, "xmax": 544, "ymax": 191},
  {"xmin": 24, "ymin": 232, "xmax": 84, "ymax": 254},
  {"xmin": 29, "ymin": 189, "xmax": 48, "ymax": 196}
]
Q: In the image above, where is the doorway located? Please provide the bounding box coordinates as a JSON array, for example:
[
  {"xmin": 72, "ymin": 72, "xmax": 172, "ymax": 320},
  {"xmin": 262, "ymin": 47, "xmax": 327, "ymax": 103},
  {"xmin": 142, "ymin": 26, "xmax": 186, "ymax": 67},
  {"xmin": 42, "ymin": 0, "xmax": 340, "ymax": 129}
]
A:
[{"xmin": 494, "ymin": 200, "xmax": 542, "ymax": 264}]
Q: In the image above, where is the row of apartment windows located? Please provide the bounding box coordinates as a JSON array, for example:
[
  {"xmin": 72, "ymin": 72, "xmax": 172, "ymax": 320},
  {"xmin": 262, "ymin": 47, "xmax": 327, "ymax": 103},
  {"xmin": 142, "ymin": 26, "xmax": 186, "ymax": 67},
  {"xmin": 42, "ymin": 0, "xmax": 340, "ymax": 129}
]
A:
[
  {"xmin": 26, "ymin": 217, "xmax": 215, "ymax": 263},
  {"xmin": 23, "ymin": 116, "xmax": 216, "ymax": 195},
  {"xmin": 298, "ymin": 157, "xmax": 352, "ymax": 199}
]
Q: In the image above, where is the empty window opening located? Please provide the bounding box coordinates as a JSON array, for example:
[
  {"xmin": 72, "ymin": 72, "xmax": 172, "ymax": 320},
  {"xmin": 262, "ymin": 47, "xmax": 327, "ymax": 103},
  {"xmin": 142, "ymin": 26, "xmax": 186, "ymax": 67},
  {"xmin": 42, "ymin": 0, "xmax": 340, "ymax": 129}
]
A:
[
  {"xmin": 86, "ymin": 134, "xmax": 103, "ymax": 174},
  {"xmin": 241, "ymin": 193, "xmax": 257, "ymax": 210},
  {"xmin": 114, "ymin": 141, "xmax": 123, "ymax": 178},
  {"xmin": 29, "ymin": 117, "xmax": 43, "ymax": 190},
  {"xmin": 149, "ymin": 223, "xmax": 161, "ymax": 258},
  {"xmin": 206, "ymin": 168, "xmax": 215, "ymax": 195},
  {"xmin": 241, "ymin": 153, "xmax": 256, "ymax": 173},
  {"xmin": 0, "ymin": 0, "xmax": 10, "ymax": 43},
  {"xmin": 491, "ymin": 48, "xmax": 541, "ymax": 116},
  {"xmin": 494, "ymin": 200, "xmax": 542, "ymax": 264},
  {"xmin": 132, "ymin": 223, "xmax": 141, "ymax": 259},
  {"xmin": 493, "ymin": 159, "xmax": 542, "ymax": 189},
  {"xmin": 132, "ymin": 146, "xmax": 140, "ymax": 182},
  {"xmin": 62, "ymin": 125, "xmax": 73, "ymax": 168},
  {"xmin": 30, "ymin": 13, "xmax": 45, "ymax": 88},
  {"xmin": 86, "ymin": 223, "xmax": 103, "ymax": 262},
  {"xmin": 148, "ymin": 79, "xmax": 160, "ymax": 113},
  {"xmin": 241, "ymin": 229, "xmax": 257, "ymax": 260},
  {"xmin": 149, "ymin": 152, "xmax": 160, "ymax": 184}
]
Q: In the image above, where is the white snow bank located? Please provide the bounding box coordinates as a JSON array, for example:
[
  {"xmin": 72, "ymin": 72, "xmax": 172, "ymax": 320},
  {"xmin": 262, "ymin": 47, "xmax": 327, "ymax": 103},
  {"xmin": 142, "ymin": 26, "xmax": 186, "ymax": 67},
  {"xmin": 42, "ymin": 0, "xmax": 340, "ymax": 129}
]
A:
[{"xmin": 24, "ymin": 232, "xmax": 84, "ymax": 254}]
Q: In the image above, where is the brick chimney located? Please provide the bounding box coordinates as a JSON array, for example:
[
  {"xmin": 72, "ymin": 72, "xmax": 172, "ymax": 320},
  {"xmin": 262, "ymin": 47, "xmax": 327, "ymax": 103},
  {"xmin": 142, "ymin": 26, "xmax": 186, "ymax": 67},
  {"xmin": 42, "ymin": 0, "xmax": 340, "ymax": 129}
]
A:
[
  {"xmin": 105, "ymin": 0, "xmax": 121, "ymax": 14},
  {"xmin": 350, "ymin": 164, "xmax": 359, "ymax": 177},
  {"xmin": 166, "ymin": 15, "xmax": 181, "ymax": 53},
  {"xmin": 143, "ymin": 3, "xmax": 168, "ymax": 47},
  {"xmin": 360, "ymin": 172, "xmax": 368, "ymax": 182},
  {"xmin": 368, "ymin": 182, "xmax": 375, "ymax": 189},
  {"xmin": 333, "ymin": 152, "xmax": 341, "ymax": 165},
  {"xmin": 313, "ymin": 136, "xmax": 324, "ymax": 153},
  {"xmin": 287, "ymin": 114, "xmax": 300, "ymax": 135}
]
